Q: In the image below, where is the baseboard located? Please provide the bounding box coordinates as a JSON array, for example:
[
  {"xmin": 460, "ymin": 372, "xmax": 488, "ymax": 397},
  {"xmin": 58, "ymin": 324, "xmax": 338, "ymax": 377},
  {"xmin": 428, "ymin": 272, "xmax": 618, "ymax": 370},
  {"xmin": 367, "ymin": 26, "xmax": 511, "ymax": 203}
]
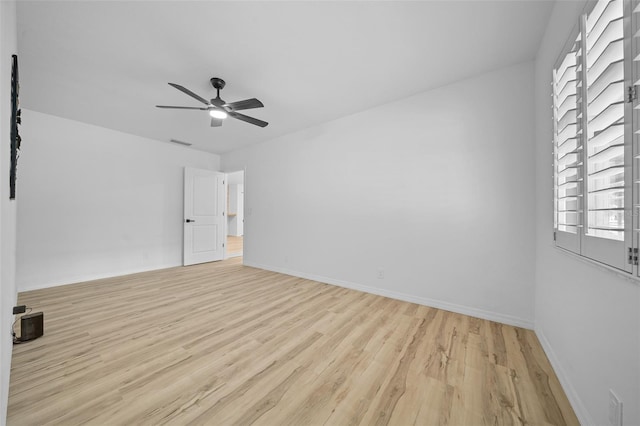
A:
[
  {"xmin": 17, "ymin": 262, "xmax": 182, "ymax": 293},
  {"xmin": 243, "ymin": 261, "xmax": 534, "ymax": 329},
  {"xmin": 535, "ymin": 327, "xmax": 593, "ymax": 425}
]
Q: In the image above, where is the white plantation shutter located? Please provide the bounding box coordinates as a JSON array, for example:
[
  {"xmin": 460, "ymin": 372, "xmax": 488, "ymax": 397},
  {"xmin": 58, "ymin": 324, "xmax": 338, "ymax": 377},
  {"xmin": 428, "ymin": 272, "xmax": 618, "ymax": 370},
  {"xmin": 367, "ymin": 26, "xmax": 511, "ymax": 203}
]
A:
[
  {"xmin": 581, "ymin": 0, "xmax": 632, "ymax": 271},
  {"xmin": 633, "ymin": 0, "xmax": 640, "ymax": 275},
  {"xmin": 553, "ymin": 0, "xmax": 635, "ymax": 272},
  {"xmin": 553, "ymin": 36, "xmax": 582, "ymax": 253}
]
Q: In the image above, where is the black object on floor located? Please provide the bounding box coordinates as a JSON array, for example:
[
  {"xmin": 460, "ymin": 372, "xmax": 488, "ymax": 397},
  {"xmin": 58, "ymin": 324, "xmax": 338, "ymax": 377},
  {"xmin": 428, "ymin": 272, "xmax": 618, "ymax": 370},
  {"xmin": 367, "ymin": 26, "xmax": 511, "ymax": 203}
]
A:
[{"xmin": 19, "ymin": 312, "xmax": 43, "ymax": 342}]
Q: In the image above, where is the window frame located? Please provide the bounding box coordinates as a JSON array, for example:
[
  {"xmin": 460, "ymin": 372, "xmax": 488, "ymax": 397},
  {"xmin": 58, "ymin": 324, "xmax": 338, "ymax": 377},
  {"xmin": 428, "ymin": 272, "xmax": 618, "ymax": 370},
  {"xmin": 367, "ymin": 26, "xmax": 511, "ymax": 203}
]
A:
[{"xmin": 552, "ymin": 0, "xmax": 636, "ymax": 274}]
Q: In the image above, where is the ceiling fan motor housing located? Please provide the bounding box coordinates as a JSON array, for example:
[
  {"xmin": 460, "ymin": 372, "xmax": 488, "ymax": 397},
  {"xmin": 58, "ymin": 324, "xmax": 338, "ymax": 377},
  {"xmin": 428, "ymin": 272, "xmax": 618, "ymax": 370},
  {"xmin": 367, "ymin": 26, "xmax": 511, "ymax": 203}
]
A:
[{"xmin": 210, "ymin": 77, "xmax": 226, "ymax": 90}]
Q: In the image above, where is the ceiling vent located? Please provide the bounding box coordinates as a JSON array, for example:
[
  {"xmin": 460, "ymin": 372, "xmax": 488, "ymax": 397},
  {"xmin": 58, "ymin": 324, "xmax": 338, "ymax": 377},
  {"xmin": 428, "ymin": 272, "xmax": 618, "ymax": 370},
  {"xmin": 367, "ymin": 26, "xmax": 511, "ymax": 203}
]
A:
[{"xmin": 169, "ymin": 139, "xmax": 192, "ymax": 146}]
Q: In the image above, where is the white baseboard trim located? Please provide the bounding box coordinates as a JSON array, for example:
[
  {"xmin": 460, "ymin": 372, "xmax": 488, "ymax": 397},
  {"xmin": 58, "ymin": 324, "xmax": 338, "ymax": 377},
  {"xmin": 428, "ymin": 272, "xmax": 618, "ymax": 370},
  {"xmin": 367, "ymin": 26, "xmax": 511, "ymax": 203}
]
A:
[
  {"xmin": 18, "ymin": 262, "xmax": 182, "ymax": 293},
  {"xmin": 243, "ymin": 261, "xmax": 534, "ymax": 329},
  {"xmin": 535, "ymin": 327, "xmax": 593, "ymax": 425}
]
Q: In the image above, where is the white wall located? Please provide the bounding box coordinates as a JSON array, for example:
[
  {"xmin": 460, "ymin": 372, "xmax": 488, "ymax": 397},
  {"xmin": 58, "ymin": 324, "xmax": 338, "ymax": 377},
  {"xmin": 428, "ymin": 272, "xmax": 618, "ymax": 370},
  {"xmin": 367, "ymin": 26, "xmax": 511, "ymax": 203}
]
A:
[
  {"xmin": 0, "ymin": 1, "xmax": 18, "ymax": 423},
  {"xmin": 223, "ymin": 62, "xmax": 537, "ymax": 328},
  {"xmin": 534, "ymin": 2, "xmax": 640, "ymax": 425},
  {"xmin": 16, "ymin": 110, "xmax": 220, "ymax": 291},
  {"xmin": 227, "ymin": 170, "xmax": 244, "ymax": 185}
]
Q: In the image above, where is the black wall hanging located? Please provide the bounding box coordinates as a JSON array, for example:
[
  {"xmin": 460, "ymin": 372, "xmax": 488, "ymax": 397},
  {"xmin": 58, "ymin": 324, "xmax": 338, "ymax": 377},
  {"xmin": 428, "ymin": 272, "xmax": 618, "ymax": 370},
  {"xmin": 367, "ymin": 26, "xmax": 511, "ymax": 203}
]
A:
[{"xmin": 10, "ymin": 54, "xmax": 21, "ymax": 200}]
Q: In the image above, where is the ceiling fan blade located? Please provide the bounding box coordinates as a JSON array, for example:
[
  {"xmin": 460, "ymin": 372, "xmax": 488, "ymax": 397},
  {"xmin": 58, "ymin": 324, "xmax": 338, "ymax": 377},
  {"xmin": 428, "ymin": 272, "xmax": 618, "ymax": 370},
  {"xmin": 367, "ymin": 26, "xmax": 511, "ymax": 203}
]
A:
[
  {"xmin": 168, "ymin": 83, "xmax": 210, "ymax": 105},
  {"xmin": 224, "ymin": 98, "xmax": 264, "ymax": 111},
  {"xmin": 156, "ymin": 105, "xmax": 208, "ymax": 110},
  {"xmin": 211, "ymin": 117, "xmax": 223, "ymax": 127},
  {"xmin": 229, "ymin": 112, "xmax": 268, "ymax": 128}
]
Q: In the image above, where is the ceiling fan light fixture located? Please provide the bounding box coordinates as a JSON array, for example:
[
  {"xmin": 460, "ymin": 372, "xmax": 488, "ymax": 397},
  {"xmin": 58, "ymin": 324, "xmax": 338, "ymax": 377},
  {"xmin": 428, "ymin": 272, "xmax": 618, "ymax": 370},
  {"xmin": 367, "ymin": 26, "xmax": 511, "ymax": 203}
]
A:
[
  {"xmin": 158, "ymin": 79, "xmax": 268, "ymax": 127},
  {"xmin": 209, "ymin": 109, "xmax": 228, "ymax": 119}
]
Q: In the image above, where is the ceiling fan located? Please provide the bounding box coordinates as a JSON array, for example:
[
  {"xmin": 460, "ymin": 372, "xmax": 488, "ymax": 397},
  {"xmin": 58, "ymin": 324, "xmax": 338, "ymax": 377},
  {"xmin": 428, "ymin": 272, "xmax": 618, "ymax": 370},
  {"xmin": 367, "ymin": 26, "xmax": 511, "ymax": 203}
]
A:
[{"xmin": 156, "ymin": 77, "xmax": 268, "ymax": 128}]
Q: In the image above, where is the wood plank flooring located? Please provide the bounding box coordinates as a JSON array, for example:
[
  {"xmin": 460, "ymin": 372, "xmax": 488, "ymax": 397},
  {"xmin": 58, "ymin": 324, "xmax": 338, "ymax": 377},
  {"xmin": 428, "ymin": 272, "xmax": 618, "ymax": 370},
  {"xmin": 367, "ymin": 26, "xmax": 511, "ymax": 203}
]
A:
[
  {"xmin": 7, "ymin": 258, "xmax": 578, "ymax": 425},
  {"xmin": 227, "ymin": 235, "xmax": 243, "ymax": 256}
]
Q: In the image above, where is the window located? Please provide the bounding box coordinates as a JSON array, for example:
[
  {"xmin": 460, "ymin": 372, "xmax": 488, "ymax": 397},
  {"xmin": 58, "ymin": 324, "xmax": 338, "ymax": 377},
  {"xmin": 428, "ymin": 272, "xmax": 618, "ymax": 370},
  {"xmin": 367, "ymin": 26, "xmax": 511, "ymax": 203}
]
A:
[{"xmin": 553, "ymin": 0, "xmax": 636, "ymax": 272}]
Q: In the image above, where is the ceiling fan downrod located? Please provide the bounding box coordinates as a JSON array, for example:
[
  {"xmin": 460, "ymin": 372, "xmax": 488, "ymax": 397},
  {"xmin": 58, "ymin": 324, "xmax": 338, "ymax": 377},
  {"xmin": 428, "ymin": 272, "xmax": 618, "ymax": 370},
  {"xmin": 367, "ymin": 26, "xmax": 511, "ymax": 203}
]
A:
[{"xmin": 210, "ymin": 77, "xmax": 226, "ymax": 99}]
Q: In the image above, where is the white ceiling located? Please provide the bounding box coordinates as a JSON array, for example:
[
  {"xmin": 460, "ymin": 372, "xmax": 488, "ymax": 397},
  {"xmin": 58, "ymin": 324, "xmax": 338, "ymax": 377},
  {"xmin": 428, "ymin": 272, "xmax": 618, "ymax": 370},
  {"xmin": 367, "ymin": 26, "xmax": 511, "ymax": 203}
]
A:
[{"xmin": 17, "ymin": 1, "xmax": 554, "ymax": 155}]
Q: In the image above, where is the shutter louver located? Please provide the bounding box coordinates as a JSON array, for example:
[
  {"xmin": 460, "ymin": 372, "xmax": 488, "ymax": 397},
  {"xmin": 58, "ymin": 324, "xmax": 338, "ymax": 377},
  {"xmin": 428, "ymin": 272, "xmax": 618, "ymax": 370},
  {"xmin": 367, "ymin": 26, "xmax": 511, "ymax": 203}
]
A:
[
  {"xmin": 585, "ymin": 0, "xmax": 626, "ymax": 241},
  {"xmin": 553, "ymin": 36, "xmax": 582, "ymax": 251}
]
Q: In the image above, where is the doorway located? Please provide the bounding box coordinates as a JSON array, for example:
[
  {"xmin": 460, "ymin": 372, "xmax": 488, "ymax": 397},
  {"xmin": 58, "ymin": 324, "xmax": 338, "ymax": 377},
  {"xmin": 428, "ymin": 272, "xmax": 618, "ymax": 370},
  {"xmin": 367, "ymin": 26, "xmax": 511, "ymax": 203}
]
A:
[{"xmin": 226, "ymin": 170, "xmax": 244, "ymax": 258}]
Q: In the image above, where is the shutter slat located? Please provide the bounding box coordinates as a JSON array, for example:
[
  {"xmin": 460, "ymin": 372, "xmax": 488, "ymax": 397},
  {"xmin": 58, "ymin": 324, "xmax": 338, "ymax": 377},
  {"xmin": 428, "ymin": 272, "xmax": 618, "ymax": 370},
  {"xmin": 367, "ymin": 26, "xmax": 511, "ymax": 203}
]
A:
[
  {"xmin": 589, "ymin": 141, "xmax": 624, "ymax": 159},
  {"xmin": 588, "ymin": 103, "xmax": 623, "ymax": 131},
  {"xmin": 587, "ymin": 60, "xmax": 623, "ymax": 98},
  {"xmin": 587, "ymin": 18, "xmax": 623, "ymax": 59},
  {"xmin": 587, "ymin": 0, "xmax": 621, "ymax": 39},
  {"xmin": 587, "ymin": 39, "xmax": 624, "ymax": 83}
]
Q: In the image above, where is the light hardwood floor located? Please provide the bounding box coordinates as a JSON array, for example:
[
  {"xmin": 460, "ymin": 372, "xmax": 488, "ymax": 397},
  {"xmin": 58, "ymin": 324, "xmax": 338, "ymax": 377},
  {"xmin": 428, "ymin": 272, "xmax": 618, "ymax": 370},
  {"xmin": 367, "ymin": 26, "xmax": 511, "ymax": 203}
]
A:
[
  {"xmin": 227, "ymin": 235, "xmax": 243, "ymax": 256},
  {"xmin": 8, "ymin": 258, "xmax": 578, "ymax": 425}
]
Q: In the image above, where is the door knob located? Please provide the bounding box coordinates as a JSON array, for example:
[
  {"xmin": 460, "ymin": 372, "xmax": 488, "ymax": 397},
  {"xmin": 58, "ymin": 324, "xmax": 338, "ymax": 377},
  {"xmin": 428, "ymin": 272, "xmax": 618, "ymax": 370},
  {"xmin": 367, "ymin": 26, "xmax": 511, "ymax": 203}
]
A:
[{"xmin": 185, "ymin": 219, "xmax": 195, "ymax": 223}]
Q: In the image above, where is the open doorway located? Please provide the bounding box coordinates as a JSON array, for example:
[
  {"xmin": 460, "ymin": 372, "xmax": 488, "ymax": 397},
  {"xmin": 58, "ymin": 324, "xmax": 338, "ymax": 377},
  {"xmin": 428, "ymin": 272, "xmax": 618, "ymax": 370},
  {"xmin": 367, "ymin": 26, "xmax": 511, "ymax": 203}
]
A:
[{"xmin": 226, "ymin": 170, "xmax": 244, "ymax": 258}]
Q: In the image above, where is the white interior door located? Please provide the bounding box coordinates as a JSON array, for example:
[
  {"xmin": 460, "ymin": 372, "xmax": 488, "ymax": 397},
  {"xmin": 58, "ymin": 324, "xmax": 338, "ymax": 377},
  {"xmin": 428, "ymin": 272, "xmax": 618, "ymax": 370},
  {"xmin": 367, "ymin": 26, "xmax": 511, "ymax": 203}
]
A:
[{"xmin": 183, "ymin": 168, "xmax": 226, "ymax": 266}]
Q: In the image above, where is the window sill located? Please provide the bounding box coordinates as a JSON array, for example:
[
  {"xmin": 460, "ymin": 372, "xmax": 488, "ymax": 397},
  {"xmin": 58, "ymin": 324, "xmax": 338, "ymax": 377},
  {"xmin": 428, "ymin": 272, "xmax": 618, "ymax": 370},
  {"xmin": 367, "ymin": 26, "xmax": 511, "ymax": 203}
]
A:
[{"xmin": 553, "ymin": 244, "xmax": 640, "ymax": 286}]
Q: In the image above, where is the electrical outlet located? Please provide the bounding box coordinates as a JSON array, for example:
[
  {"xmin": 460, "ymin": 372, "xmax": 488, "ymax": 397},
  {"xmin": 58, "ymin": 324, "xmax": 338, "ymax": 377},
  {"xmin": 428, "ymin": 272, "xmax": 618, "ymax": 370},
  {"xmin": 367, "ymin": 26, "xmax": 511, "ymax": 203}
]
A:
[
  {"xmin": 12, "ymin": 305, "xmax": 26, "ymax": 315},
  {"xmin": 609, "ymin": 389, "xmax": 623, "ymax": 426},
  {"xmin": 377, "ymin": 269, "xmax": 384, "ymax": 279}
]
